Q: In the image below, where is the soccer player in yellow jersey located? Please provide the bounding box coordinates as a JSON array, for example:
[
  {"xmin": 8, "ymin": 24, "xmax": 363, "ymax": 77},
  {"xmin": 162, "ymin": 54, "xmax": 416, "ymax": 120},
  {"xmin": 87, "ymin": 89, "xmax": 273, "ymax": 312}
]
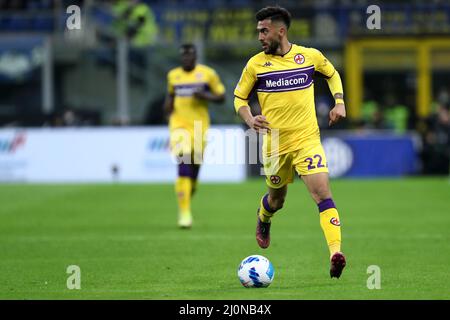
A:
[
  {"xmin": 234, "ymin": 7, "xmax": 347, "ymax": 278},
  {"xmin": 164, "ymin": 44, "xmax": 226, "ymax": 228}
]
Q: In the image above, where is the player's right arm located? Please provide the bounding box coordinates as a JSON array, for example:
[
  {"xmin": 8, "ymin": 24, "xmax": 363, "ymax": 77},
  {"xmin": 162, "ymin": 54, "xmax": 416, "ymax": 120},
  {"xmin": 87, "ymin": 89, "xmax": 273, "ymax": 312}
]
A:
[
  {"xmin": 234, "ymin": 60, "xmax": 270, "ymax": 132},
  {"xmin": 237, "ymin": 106, "xmax": 270, "ymax": 132}
]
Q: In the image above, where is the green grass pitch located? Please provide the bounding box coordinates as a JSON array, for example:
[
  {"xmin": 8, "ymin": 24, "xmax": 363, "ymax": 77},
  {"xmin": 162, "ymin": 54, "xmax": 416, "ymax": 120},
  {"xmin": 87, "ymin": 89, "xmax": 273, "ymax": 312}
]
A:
[{"xmin": 0, "ymin": 178, "xmax": 449, "ymax": 299}]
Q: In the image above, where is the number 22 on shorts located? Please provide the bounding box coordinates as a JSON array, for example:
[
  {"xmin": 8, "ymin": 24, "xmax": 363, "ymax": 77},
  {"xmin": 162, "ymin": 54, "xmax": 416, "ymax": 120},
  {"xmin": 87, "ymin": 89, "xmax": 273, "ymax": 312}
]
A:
[{"xmin": 305, "ymin": 154, "xmax": 326, "ymax": 170}]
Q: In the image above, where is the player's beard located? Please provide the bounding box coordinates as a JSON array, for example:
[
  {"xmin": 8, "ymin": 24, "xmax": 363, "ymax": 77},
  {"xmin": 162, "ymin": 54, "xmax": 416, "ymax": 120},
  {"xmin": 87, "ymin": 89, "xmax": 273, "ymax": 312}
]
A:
[{"xmin": 264, "ymin": 37, "xmax": 281, "ymax": 55}]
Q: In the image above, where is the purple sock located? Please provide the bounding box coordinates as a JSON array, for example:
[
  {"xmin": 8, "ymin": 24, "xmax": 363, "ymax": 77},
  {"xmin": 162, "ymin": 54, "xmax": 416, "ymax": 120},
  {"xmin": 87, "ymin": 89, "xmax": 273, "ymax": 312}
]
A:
[
  {"xmin": 262, "ymin": 194, "xmax": 276, "ymax": 213},
  {"xmin": 318, "ymin": 198, "xmax": 336, "ymax": 213}
]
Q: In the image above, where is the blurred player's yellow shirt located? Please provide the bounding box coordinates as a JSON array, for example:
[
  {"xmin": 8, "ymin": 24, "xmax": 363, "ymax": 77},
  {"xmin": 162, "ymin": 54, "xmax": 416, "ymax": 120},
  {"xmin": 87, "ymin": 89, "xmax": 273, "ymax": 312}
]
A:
[
  {"xmin": 168, "ymin": 64, "xmax": 225, "ymax": 134},
  {"xmin": 234, "ymin": 44, "xmax": 336, "ymax": 156}
]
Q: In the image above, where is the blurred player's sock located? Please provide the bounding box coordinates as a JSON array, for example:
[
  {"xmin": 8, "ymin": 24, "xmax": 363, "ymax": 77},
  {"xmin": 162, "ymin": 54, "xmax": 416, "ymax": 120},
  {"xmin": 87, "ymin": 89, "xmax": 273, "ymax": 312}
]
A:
[
  {"xmin": 191, "ymin": 179, "xmax": 198, "ymax": 197},
  {"xmin": 175, "ymin": 177, "xmax": 192, "ymax": 227},
  {"xmin": 258, "ymin": 193, "xmax": 276, "ymax": 223},
  {"xmin": 318, "ymin": 198, "xmax": 341, "ymax": 256}
]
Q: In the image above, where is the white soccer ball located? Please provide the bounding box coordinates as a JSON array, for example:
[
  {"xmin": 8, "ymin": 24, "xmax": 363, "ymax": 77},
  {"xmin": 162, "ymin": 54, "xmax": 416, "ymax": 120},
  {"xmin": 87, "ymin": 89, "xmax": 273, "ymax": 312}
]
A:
[{"xmin": 237, "ymin": 255, "xmax": 274, "ymax": 288}]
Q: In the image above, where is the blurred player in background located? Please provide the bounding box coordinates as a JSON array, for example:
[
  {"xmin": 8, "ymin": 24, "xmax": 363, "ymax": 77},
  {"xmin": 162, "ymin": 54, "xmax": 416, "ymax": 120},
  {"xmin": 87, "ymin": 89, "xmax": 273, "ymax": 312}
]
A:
[
  {"xmin": 164, "ymin": 44, "xmax": 226, "ymax": 228},
  {"xmin": 234, "ymin": 6, "xmax": 347, "ymax": 278}
]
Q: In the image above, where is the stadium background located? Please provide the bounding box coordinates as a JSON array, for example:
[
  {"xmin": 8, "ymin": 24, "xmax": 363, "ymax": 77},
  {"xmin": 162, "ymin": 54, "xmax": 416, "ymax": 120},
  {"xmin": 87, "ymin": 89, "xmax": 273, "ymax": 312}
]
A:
[{"xmin": 0, "ymin": 0, "xmax": 449, "ymax": 300}]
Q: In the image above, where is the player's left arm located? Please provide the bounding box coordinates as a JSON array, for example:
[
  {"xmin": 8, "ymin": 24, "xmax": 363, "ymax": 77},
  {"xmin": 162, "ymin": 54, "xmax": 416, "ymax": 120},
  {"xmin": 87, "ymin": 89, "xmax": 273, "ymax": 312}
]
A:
[
  {"xmin": 313, "ymin": 48, "xmax": 346, "ymax": 126},
  {"xmin": 194, "ymin": 91, "xmax": 225, "ymax": 103},
  {"xmin": 326, "ymin": 71, "xmax": 346, "ymax": 126},
  {"xmin": 194, "ymin": 69, "xmax": 226, "ymax": 103}
]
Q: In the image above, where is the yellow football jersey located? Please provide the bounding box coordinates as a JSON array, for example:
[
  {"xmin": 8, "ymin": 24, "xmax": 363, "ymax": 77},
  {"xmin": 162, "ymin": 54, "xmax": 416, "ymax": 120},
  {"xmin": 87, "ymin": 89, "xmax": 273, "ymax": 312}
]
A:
[
  {"xmin": 234, "ymin": 44, "xmax": 336, "ymax": 156},
  {"xmin": 168, "ymin": 64, "xmax": 225, "ymax": 132}
]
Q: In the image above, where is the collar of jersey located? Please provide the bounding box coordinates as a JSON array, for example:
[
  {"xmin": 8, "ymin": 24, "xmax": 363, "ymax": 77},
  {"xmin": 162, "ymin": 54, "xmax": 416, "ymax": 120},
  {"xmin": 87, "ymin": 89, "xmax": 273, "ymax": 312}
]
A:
[
  {"xmin": 266, "ymin": 43, "xmax": 293, "ymax": 58},
  {"xmin": 182, "ymin": 65, "xmax": 197, "ymax": 73}
]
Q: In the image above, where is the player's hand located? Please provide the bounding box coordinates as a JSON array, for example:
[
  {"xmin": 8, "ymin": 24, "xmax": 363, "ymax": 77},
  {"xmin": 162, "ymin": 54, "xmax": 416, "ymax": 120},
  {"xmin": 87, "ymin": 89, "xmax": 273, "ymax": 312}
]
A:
[
  {"xmin": 329, "ymin": 103, "xmax": 346, "ymax": 126},
  {"xmin": 247, "ymin": 115, "xmax": 270, "ymax": 133},
  {"xmin": 193, "ymin": 91, "xmax": 210, "ymax": 100}
]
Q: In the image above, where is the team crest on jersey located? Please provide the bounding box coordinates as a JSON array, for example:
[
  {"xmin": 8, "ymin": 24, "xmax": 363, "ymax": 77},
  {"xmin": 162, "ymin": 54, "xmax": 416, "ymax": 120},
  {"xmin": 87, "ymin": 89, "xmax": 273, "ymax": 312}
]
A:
[
  {"xmin": 270, "ymin": 175, "xmax": 281, "ymax": 185},
  {"xmin": 195, "ymin": 72, "xmax": 203, "ymax": 80},
  {"xmin": 330, "ymin": 217, "xmax": 340, "ymax": 226},
  {"xmin": 294, "ymin": 54, "xmax": 305, "ymax": 64}
]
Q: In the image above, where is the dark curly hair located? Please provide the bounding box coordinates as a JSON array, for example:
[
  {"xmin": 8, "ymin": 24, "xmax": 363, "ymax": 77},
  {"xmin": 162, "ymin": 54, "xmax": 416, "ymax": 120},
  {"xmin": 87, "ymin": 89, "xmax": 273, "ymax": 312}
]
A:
[
  {"xmin": 255, "ymin": 6, "xmax": 292, "ymax": 29},
  {"xmin": 180, "ymin": 43, "xmax": 196, "ymax": 54}
]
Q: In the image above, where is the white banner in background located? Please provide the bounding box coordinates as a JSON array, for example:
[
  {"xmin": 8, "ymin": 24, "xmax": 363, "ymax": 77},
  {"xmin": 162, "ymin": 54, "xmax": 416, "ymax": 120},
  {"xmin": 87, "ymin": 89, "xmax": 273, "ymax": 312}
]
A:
[{"xmin": 0, "ymin": 126, "xmax": 246, "ymax": 183}]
